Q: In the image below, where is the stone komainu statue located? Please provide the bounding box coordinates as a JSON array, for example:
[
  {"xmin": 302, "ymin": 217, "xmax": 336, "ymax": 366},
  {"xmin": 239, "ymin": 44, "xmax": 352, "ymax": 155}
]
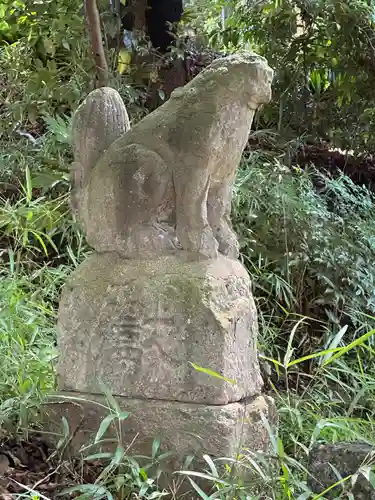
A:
[
  {"xmin": 57, "ymin": 52, "xmax": 277, "ymax": 466},
  {"xmin": 71, "ymin": 53, "xmax": 274, "ymax": 260}
]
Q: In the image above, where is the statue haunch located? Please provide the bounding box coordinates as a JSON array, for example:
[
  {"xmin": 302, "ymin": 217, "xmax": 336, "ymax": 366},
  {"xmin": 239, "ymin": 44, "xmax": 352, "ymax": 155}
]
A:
[{"xmin": 72, "ymin": 52, "xmax": 274, "ymax": 260}]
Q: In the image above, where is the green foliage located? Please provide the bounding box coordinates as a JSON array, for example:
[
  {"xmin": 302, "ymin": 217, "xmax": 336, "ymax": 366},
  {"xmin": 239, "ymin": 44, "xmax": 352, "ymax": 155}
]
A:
[
  {"xmin": 188, "ymin": 0, "xmax": 375, "ymax": 151},
  {"xmin": 0, "ymin": 0, "xmax": 375, "ymax": 497},
  {"xmin": 233, "ymin": 151, "xmax": 375, "ymax": 343},
  {"xmin": 0, "ymin": 0, "xmax": 153, "ymax": 138},
  {"xmin": 0, "ymin": 164, "xmax": 86, "ymax": 265},
  {"xmin": 48, "ymin": 352, "xmax": 375, "ymax": 500},
  {"xmin": 0, "ymin": 0, "xmax": 92, "ymax": 133},
  {"xmin": 0, "ymin": 269, "xmax": 58, "ymax": 429}
]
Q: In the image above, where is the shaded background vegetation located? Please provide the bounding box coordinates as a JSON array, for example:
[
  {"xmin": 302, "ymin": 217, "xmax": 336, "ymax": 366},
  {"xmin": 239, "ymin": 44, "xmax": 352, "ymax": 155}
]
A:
[{"xmin": 1, "ymin": 0, "xmax": 375, "ymax": 498}]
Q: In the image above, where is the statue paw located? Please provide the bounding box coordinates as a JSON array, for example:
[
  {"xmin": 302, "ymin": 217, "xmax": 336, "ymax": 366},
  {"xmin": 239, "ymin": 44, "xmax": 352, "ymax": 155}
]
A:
[
  {"xmin": 179, "ymin": 228, "xmax": 219, "ymax": 260},
  {"xmin": 218, "ymin": 233, "xmax": 240, "ymax": 259}
]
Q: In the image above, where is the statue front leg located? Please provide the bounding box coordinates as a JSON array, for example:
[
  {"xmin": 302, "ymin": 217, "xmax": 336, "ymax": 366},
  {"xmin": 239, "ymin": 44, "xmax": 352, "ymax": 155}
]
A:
[
  {"xmin": 173, "ymin": 170, "xmax": 218, "ymax": 260},
  {"xmin": 207, "ymin": 183, "xmax": 239, "ymax": 260}
]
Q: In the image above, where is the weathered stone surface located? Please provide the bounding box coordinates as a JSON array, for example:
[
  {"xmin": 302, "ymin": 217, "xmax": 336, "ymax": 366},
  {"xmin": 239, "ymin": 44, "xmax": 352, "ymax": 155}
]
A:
[
  {"xmin": 44, "ymin": 392, "xmax": 277, "ymax": 469},
  {"xmin": 57, "ymin": 253, "xmax": 262, "ymax": 405},
  {"xmin": 59, "ymin": 51, "xmax": 278, "ymax": 488},
  {"xmin": 72, "ymin": 53, "xmax": 274, "ymax": 260},
  {"xmin": 71, "ymin": 87, "xmax": 130, "ymax": 224},
  {"xmin": 308, "ymin": 442, "xmax": 375, "ymax": 499}
]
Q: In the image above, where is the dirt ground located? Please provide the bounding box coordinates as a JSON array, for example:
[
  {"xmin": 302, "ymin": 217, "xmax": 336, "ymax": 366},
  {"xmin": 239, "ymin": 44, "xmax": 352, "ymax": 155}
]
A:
[{"xmin": 0, "ymin": 435, "xmax": 103, "ymax": 499}]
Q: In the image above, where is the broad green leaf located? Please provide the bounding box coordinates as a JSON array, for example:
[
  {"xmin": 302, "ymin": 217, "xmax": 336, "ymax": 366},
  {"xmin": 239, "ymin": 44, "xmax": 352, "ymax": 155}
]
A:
[
  {"xmin": 25, "ymin": 165, "xmax": 33, "ymax": 202},
  {"xmin": 186, "ymin": 477, "xmax": 211, "ymax": 500},
  {"xmin": 176, "ymin": 470, "xmax": 229, "ymax": 485},
  {"xmin": 94, "ymin": 414, "xmax": 117, "ymax": 443},
  {"xmin": 284, "ymin": 317, "xmax": 307, "ymax": 368},
  {"xmin": 287, "ymin": 347, "xmax": 342, "ymax": 367},
  {"xmin": 203, "ymin": 454, "xmax": 219, "ymax": 477},
  {"xmin": 312, "ymin": 475, "xmax": 351, "ymax": 499},
  {"xmin": 84, "ymin": 452, "xmax": 113, "ymax": 461},
  {"xmin": 189, "ymin": 362, "xmax": 236, "ymax": 385},
  {"xmin": 152, "ymin": 438, "xmax": 160, "ymax": 459},
  {"xmin": 321, "ymin": 325, "xmax": 348, "ymax": 364},
  {"xmin": 322, "ymin": 329, "xmax": 375, "ymax": 366}
]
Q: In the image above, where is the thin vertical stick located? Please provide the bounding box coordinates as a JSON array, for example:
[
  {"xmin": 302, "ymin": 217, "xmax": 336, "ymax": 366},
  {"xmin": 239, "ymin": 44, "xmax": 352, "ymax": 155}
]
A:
[{"xmin": 85, "ymin": 0, "xmax": 109, "ymax": 87}]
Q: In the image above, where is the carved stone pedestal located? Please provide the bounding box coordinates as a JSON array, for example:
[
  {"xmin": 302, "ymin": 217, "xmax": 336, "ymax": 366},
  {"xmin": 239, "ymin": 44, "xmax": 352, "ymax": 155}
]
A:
[
  {"xmin": 52, "ymin": 253, "xmax": 276, "ymax": 471},
  {"xmin": 46, "ymin": 393, "xmax": 276, "ymax": 470}
]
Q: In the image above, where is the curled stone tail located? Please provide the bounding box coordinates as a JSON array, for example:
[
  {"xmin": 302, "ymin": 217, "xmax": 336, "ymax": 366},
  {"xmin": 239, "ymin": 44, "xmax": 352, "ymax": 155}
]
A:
[{"xmin": 71, "ymin": 87, "xmax": 131, "ymax": 216}]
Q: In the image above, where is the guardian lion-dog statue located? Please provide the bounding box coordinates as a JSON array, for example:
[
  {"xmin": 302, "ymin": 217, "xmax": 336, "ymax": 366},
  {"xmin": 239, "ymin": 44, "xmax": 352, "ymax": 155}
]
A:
[{"xmin": 71, "ymin": 52, "xmax": 274, "ymax": 260}]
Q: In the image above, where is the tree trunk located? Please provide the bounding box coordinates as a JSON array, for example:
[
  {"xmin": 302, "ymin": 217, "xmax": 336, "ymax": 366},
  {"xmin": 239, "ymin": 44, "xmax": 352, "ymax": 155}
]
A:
[{"xmin": 85, "ymin": 0, "xmax": 109, "ymax": 88}]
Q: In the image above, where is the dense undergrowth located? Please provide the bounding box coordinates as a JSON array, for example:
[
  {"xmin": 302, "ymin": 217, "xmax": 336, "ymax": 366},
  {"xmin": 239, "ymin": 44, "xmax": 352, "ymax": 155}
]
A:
[
  {"xmin": 1, "ymin": 0, "xmax": 375, "ymax": 497},
  {"xmin": 1, "ymin": 126, "xmax": 375, "ymax": 498}
]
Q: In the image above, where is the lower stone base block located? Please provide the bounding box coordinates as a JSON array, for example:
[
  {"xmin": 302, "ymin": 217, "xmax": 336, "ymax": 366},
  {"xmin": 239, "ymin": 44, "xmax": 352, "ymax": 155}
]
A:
[{"xmin": 44, "ymin": 392, "xmax": 276, "ymax": 468}]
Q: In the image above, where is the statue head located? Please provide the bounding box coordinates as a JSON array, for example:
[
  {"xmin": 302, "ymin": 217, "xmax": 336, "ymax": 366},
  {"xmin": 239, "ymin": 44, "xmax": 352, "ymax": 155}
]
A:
[{"xmin": 178, "ymin": 52, "xmax": 274, "ymax": 110}]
